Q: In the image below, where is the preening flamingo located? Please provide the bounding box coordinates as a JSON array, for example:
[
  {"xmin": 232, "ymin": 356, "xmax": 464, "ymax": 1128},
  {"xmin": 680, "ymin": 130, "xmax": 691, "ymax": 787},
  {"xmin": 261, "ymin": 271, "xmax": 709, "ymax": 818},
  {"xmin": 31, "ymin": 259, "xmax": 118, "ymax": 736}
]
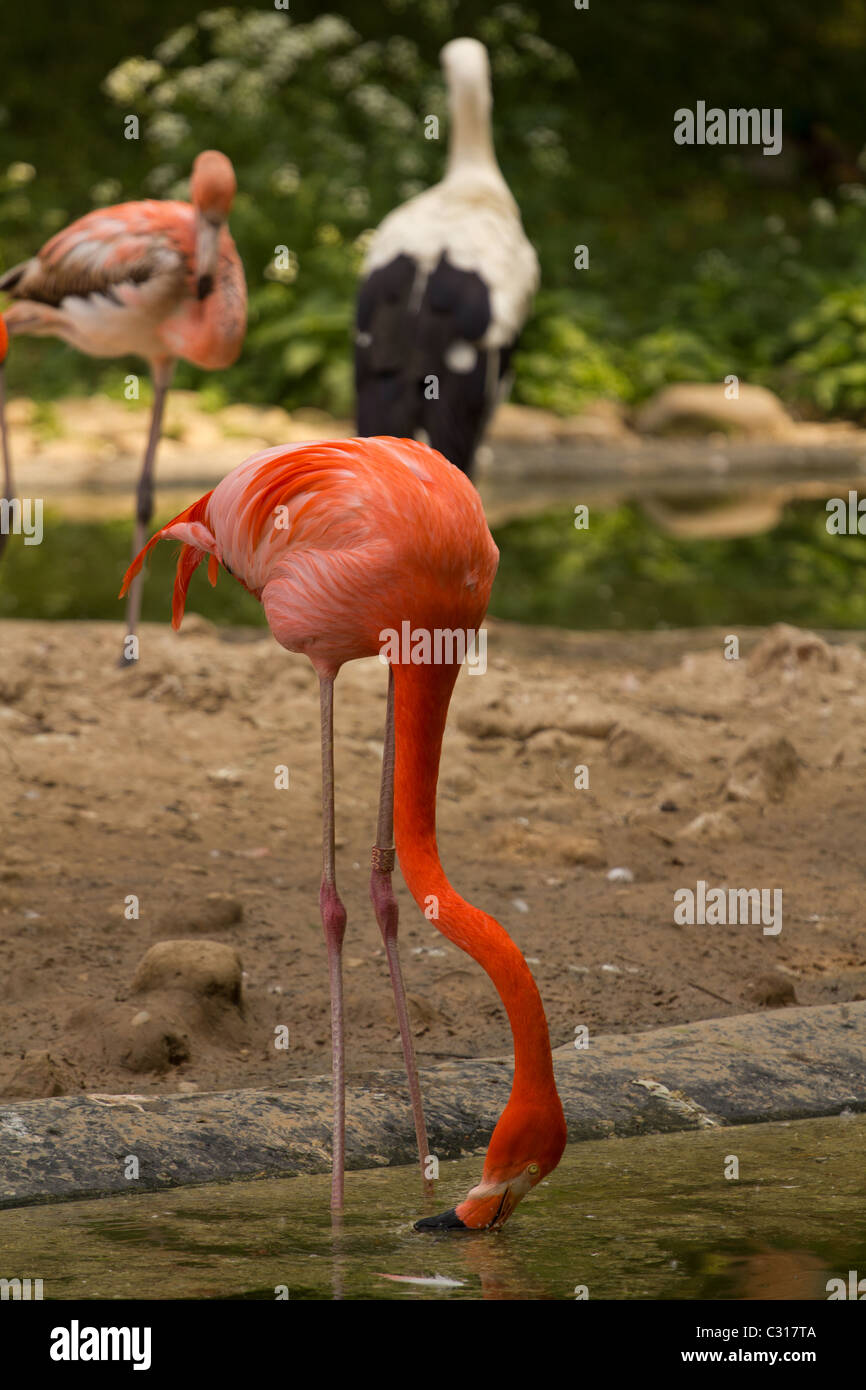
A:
[
  {"xmin": 355, "ymin": 39, "xmax": 538, "ymax": 477},
  {"xmin": 0, "ymin": 150, "xmax": 246, "ymax": 655},
  {"xmin": 121, "ymin": 435, "xmax": 567, "ymax": 1229}
]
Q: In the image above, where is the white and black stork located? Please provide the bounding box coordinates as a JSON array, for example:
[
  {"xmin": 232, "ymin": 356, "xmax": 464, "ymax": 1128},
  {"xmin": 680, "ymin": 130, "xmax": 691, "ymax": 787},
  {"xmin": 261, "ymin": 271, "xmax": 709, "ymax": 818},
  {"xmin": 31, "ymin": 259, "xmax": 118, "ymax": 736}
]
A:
[{"xmin": 355, "ymin": 37, "xmax": 539, "ymax": 477}]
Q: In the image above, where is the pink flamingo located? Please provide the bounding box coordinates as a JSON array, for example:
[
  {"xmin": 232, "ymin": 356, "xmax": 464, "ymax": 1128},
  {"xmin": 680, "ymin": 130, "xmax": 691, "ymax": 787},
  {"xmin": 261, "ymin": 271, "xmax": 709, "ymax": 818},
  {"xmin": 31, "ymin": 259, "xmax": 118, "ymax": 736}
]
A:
[
  {"xmin": 121, "ymin": 436, "xmax": 567, "ymax": 1229},
  {"xmin": 0, "ymin": 150, "xmax": 246, "ymax": 656}
]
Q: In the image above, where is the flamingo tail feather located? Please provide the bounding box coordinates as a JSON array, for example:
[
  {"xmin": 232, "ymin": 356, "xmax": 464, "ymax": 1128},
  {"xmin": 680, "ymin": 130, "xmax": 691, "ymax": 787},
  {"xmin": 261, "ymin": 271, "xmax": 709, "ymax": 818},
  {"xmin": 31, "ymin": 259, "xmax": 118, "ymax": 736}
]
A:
[{"xmin": 119, "ymin": 489, "xmax": 216, "ymax": 630}]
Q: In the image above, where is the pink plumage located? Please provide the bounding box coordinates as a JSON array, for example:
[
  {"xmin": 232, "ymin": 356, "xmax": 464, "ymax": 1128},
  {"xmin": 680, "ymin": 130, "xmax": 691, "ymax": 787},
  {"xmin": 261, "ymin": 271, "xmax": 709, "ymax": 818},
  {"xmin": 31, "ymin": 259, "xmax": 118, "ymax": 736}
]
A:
[
  {"xmin": 122, "ymin": 435, "xmax": 498, "ymax": 677},
  {"xmin": 0, "ymin": 150, "xmax": 247, "ymax": 655},
  {"xmin": 122, "ymin": 434, "xmax": 566, "ymax": 1230}
]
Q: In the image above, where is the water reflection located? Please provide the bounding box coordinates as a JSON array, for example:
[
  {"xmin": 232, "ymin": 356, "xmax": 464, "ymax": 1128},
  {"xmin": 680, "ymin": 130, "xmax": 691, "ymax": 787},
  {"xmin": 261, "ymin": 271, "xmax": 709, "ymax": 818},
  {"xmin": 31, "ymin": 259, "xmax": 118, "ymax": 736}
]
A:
[{"xmin": 0, "ymin": 1113, "xmax": 862, "ymax": 1300}]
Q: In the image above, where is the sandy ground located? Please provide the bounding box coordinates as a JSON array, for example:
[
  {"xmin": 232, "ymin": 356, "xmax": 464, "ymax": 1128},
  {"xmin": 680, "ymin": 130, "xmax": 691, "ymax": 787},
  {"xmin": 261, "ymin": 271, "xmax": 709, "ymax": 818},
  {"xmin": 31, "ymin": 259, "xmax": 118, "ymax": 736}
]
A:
[{"xmin": 1, "ymin": 616, "xmax": 865, "ymax": 1102}]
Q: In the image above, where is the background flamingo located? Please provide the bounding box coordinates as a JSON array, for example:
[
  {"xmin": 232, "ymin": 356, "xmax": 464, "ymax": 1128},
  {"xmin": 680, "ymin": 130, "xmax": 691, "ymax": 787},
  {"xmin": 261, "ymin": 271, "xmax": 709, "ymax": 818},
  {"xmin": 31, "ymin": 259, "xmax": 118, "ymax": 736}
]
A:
[
  {"xmin": 121, "ymin": 435, "xmax": 567, "ymax": 1228},
  {"xmin": 355, "ymin": 39, "xmax": 539, "ymax": 477},
  {"xmin": 0, "ymin": 150, "xmax": 246, "ymax": 658}
]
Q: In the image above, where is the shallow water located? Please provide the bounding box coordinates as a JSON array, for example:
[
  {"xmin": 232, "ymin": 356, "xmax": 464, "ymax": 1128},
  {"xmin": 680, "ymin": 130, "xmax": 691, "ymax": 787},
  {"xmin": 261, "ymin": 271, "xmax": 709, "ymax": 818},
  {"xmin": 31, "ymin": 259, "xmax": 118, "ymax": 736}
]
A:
[{"xmin": 1, "ymin": 1114, "xmax": 863, "ymax": 1300}]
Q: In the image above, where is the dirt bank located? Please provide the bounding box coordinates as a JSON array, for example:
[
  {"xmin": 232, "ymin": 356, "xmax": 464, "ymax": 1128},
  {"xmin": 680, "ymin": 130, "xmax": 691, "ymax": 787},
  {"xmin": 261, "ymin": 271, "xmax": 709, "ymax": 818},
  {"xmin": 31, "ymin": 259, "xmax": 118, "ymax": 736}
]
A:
[{"xmin": 1, "ymin": 617, "xmax": 864, "ymax": 1101}]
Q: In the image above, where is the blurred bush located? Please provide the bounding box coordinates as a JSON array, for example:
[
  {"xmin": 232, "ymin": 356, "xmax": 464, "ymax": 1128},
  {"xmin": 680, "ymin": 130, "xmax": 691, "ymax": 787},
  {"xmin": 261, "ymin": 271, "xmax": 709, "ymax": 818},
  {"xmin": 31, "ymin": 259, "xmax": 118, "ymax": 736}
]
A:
[
  {"xmin": 5, "ymin": 4, "xmax": 866, "ymax": 421},
  {"xmin": 95, "ymin": 5, "xmax": 574, "ymax": 418}
]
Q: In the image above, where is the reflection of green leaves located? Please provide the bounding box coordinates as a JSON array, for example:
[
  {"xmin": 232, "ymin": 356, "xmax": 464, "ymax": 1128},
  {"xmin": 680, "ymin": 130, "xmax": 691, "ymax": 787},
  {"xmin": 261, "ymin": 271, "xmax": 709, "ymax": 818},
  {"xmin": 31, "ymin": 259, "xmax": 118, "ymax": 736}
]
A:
[
  {"xmin": 6, "ymin": 500, "xmax": 865, "ymax": 632},
  {"xmin": 490, "ymin": 501, "xmax": 866, "ymax": 630},
  {"xmin": 0, "ymin": 514, "xmax": 267, "ymax": 626}
]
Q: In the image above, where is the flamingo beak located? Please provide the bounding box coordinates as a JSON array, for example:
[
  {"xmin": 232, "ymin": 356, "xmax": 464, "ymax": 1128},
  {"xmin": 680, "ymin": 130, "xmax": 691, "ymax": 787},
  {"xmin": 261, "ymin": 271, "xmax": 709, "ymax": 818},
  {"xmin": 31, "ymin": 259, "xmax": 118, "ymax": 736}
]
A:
[
  {"xmin": 415, "ymin": 1180, "xmax": 519, "ymax": 1233},
  {"xmin": 194, "ymin": 213, "xmax": 221, "ymax": 300}
]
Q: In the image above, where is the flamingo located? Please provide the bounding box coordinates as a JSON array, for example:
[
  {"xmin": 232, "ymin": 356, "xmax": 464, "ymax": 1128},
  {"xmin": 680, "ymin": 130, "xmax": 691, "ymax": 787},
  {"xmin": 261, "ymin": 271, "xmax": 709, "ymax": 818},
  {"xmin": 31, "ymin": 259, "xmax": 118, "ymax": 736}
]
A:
[
  {"xmin": 355, "ymin": 38, "xmax": 538, "ymax": 477},
  {"xmin": 0, "ymin": 150, "xmax": 246, "ymax": 658},
  {"xmin": 121, "ymin": 435, "xmax": 567, "ymax": 1228}
]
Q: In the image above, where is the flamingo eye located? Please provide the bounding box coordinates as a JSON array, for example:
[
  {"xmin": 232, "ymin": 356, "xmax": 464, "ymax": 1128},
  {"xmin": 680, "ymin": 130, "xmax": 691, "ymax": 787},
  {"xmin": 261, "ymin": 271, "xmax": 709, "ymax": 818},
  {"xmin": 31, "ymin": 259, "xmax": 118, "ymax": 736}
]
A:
[{"xmin": 528, "ymin": 1163, "xmax": 540, "ymax": 1176}]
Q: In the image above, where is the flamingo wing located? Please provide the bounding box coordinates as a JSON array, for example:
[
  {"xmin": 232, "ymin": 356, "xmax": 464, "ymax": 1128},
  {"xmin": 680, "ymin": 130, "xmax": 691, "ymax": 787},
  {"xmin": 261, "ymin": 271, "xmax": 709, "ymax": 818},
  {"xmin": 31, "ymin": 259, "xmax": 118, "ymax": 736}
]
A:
[{"xmin": 0, "ymin": 202, "xmax": 191, "ymax": 307}]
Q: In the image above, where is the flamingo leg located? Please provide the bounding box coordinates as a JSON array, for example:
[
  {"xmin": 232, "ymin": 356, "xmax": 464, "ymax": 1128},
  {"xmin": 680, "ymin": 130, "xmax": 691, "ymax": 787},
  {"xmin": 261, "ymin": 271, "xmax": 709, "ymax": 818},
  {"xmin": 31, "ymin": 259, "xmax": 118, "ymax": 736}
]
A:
[
  {"xmin": 0, "ymin": 366, "xmax": 12, "ymax": 563},
  {"xmin": 370, "ymin": 666, "xmax": 434, "ymax": 1195},
  {"xmin": 319, "ymin": 674, "xmax": 348, "ymax": 1211},
  {"xmin": 120, "ymin": 358, "xmax": 175, "ymax": 664}
]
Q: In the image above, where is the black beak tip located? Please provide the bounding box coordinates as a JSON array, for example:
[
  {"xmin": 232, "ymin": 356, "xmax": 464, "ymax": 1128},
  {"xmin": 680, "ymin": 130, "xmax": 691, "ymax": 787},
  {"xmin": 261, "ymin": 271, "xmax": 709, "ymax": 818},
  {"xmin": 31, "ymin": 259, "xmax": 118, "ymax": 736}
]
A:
[
  {"xmin": 196, "ymin": 274, "xmax": 214, "ymax": 301},
  {"xmin": 415, "ymin": 1207, "xmax": 467, "ymax": 1232}
]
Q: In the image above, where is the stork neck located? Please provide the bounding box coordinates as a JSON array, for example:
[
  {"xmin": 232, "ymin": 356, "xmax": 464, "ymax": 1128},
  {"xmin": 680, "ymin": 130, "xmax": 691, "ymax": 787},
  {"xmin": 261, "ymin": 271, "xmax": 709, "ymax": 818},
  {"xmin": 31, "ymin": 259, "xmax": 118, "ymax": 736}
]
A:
[{"xmin": 446, "ymin": 82, "xmax": 498, "ymax": 176}]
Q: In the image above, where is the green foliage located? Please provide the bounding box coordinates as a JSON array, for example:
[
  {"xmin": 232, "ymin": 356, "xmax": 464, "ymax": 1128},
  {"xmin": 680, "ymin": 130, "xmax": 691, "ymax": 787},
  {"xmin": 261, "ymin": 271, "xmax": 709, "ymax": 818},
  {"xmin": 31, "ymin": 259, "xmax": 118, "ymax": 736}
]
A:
[
  {"xmin": 87, "ymin": 5, "xmax": 573, "ymax": 416},
  {"xmin": 514, "ymin": 292, "xmax": 633, "ymax": 413},
  {"xmin": 785, "ymin": 285, "xmax": 866, "ymax": 413},
  {"xmin": 5, "ymin": 4, "xmax": 866, "ymax": 420}
]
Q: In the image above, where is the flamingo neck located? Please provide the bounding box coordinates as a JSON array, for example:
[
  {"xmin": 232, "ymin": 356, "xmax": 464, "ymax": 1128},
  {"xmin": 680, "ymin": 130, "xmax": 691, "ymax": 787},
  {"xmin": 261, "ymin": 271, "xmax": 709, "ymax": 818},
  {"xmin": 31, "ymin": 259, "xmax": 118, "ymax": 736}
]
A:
[
  {"xmin": 392, "ymin": 661, "xmax": 559, "ymax": 1108},
  {"xmin": 445, "ymin": 79, "xmax": 498, "ymax": 177}
]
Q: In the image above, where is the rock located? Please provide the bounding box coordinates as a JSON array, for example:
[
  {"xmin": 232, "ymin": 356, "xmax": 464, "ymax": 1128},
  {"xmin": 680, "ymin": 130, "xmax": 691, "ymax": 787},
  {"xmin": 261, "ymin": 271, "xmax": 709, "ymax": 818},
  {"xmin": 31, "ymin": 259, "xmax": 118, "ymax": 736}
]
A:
[
  {"xmin": 207, "ymin": 767, "xmax": 244, "ymax": 785},
  {"xmin": 524, "ymin": 727, "xmax": 574, "ymax": 756},
  {"xmin": 607, "ymin": 724, "xmax": 677, "ymax": 772},
  {"xmin": 554, "ymin": 834, "xmax": 607, "ymax": 869},
  {"xmin": 679, "ymin": 810, "xmax": 740, "ymax": 843},
  {"xmin": 560, "ymin": 705, "xmax": 618, "ymax": 739},
  {"xmin": 748, "ymin": 624, "xmax": 838, "ymax": 677},
  {"xmin": 607, "ymin": 866, "xmax": 634, "ymax": 884},
  {"xmin": 69, "ymin": 999, "xmax": 191, "ymax": 1073},
  {"xmin": 132, "ymin": 940, "xmax": 243, "ymax": 1006},
  {"xmin": 634, "ymin": 383, "xmax": 794, "ymax": 438},
  {"xmin": 174, "ymin": 612, "xmax": 216, "ymax": 640},
  {"xmin": 441, "ymin": 768, "xmax": 477, "ymax": 796},
  {"xmin": 746, "ymin": 972, "xmax": 797, "ymax": 1008},
  {"xmin": 488, "ymin": 403, "xmax": 559, "ymax": 443},
  {"xmin": 489, "ymin": 399, "xmax": 633, "ymax": 444},
  {"xmin": 185, "ymin": 892, "xmax": 243, "ymax": 934},
  {"xmin": 557, "ymin": 399, "xmax": 635, "ymax": 442},
  {"xmin": 4, "ymin": 1049, "xmax": 78, "ymax": 1099},
  {"xmin": 457, "ymin": 700, "xmax": 530, "ymax": 741},
  {"xmin": 726, "ymin": 733, "xmax": 800, "ymax": 804}
]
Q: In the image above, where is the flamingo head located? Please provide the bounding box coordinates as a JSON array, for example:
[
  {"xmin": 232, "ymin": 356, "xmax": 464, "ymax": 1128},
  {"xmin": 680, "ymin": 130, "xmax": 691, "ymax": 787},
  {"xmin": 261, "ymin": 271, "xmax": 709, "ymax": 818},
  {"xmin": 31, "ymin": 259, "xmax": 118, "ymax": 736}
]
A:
[
  {"xmin": 0, "ymin": 315, "xmax": 8, "ymax": 365},
  {"xmin": 416, "ymin": 1094, "xmax": 567, "ymax": 1233},
  {"xmin": 190, "ymin": 150, "xmax": 237, "ymax": 300}
]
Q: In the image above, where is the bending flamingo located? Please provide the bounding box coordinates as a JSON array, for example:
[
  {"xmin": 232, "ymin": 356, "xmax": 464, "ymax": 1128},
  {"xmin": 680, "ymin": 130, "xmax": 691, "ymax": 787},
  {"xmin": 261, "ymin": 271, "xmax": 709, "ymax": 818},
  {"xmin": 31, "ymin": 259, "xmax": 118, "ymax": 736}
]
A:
[
  {"xmin": 0, "ymin": 150, "xmax": 246, "ymax": 656},
  {"xmin": 121, "ymin": 436, "xmax": 566, "ymax": 1229},
  {"xmin": 356, "ymin": 39, "xmax": 538, "ymax": 476}
]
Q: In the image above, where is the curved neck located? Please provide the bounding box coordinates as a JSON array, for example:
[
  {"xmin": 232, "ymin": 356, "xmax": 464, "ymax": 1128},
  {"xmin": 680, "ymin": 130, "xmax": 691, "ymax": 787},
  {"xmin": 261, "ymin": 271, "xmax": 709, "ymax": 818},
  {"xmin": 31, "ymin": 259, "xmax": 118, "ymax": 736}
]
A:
[
  {"xmin": 392, "ymin": 661, "xmax": 559, "ymax": 1106},
  {"xmin": 446, "ymin": 79, "xmax": 498, "ymax": 177}
]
